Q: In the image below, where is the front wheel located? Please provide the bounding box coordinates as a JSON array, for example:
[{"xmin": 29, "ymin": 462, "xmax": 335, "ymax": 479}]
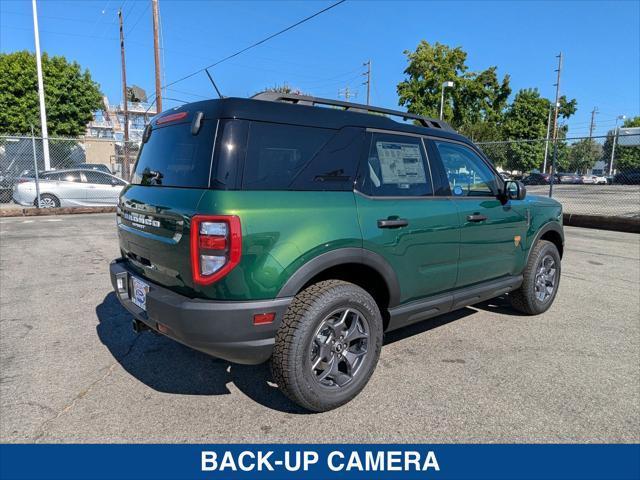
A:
[
  {"xmin": 271, "ymin": 280, "xmax": 383, "ymax": 412},
  {"xmin": 510, "ymin": 240, "xmax": 561, "ymax": 315}
]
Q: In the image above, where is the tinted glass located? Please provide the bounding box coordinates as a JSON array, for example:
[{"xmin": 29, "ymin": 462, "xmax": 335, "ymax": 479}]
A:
[
  {"xmin": 362, "ymin": 133, "xmax": 432, "ymax": 197},
  {"xmin": 242, "ymin": 122, "xmax": 334, "ymax": 190},
  {"xmin": 84, "ymin": 171, "xmax": 112, "ymax": 185},
  {"xmin": 434, "ymin": 141, "xmax": 498, "ymax": 196},
  {"xmin": 60, "ymin": 171, "xmax": 82, "ymax": 183},
  {"xmin": 289, "ymin": 127, "xmax": 363, "ymax": 191},
  {"xmin": 132, "ymin": 119, "xmax": 216, "ymax": 188},
  {"xmin": 210, "ymin": 119, "xmax": 248, "ymax": 190},
  {"xmin": 41, "ymin": 172, "xmax": 61, "ymax": 181}
]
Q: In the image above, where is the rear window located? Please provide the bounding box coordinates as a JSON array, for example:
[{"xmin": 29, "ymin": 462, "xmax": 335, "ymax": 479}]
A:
[{"xmin": 131, "ymin": 119, "xmax": 216, "ymax": 188}]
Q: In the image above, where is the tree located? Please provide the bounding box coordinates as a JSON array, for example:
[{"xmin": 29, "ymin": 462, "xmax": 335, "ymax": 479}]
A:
[
  {"xmin": 602, "ymin": 116, "xmax": 640, "ymax": 171},
  {"xmin": 500, "ymin": 89, "xmax": 577, "ymax": 172},
  {"xmin": 566, "ymin": 138, "xmax": 602, "ymax": 173},
  {"xmin": 0, "ymin": 51, "xmax": 103, "ymax": 137},
  {"xmin": 261, "ymin": 83, "xmax": 308, "ymax": 96},
  {"xmin": 397, "ymin": 41, "xmax": 511, "ymax": 142}
]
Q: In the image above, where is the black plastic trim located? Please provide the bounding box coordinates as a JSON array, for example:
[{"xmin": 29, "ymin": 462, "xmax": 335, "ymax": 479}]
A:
[
  {"xmin": 110, "ymin": 259, "xmax": 292, "ymax": 365},
  {"xmin": 387, "ymin": 275, "xmax": 523, "ymax": 332},
  {"xmin": 276, "ymin": 248, "xmax": 401, "ymax": 307},
  {"xmin": 526, "ymin": 221, "xmax": 564, "ymax": 262}
]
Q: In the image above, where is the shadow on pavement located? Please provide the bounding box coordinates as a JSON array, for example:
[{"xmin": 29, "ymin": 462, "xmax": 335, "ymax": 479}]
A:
[
  {"xmin": 95, "ymin": 292, "xmax": 309, "ymax": 414},
  {"xmin": 473, "ymin": 294, "xmax": 529, "ymax": 317},
  {"xmin": 96, "ymin": 291, "xmax": 517, "ymax": 412}
]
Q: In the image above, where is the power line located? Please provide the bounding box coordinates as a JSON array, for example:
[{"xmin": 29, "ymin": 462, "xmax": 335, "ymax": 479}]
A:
[
  {"xmin": 159, "ymin": 0, "xmax": 347, "ymax": 92},
  {"xmin": 125, "ymin": 2, "xmax": 150, "ymax": 36}
]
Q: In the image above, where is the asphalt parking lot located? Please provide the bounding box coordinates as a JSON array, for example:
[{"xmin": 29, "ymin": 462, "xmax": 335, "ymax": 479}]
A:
[{"xmin": 0, "ymin": 213, "xmax": 638, "ymax": 443}]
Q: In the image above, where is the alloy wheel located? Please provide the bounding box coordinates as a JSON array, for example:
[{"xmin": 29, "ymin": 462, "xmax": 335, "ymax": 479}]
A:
[
  {"xmin": 534, "ymin": 254, "xmax": 557, "ymax": 303},
  {"xmin": 309, "ymin": 308, "xmax": 370, "ymax": 388}
]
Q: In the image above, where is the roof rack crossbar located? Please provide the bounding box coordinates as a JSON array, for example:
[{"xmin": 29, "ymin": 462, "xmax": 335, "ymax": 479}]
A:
[{"xmin": 251, "ymin": 92, "xmax": 454, "ymax": 131}]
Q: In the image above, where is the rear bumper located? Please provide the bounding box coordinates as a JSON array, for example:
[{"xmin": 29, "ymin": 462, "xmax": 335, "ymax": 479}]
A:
[{"xmin": 109, "ymin": 258, "xmax": 292, "ymax": 365}]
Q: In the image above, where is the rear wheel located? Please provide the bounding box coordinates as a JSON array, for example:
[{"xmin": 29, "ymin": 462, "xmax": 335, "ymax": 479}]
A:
[
  {"xmin": 271, "ymin": 280, "xmax": 383, "ymax": 412},
  {"xmin": 510, "ymin": 240, "xmax": 561, "ymax": 315},
  {"xmin": 35, "ymin": 194, "xmax": 60, "ymax": 208}
]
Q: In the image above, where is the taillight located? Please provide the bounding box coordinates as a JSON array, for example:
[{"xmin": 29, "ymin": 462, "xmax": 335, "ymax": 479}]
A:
[{"xmin": 190, "ymin": 215, "xmax": 241, "ymax": 285}]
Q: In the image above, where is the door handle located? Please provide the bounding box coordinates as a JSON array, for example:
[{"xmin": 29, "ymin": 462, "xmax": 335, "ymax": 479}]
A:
[
  {"xmin": 466, "ymin": 214, "xmax": 488, "ymax": 223},
  {"xmin": 377, "ymin": 218, "xmax": 409, "ymax": 229}
]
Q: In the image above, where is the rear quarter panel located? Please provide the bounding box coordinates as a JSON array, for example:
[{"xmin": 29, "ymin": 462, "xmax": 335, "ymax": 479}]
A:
[{"xmin": 195, "ymin": 190, "xmax": 362, "ymax": 300}]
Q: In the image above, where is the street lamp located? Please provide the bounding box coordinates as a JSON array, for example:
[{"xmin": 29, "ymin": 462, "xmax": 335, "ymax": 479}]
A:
[
  {"xmin": 609, "ymin": 114, "xmax": 626, "ymax": 176},
  {"xmin": 439, "ymin": 81, "xmax": 454, "ymax": 120}
]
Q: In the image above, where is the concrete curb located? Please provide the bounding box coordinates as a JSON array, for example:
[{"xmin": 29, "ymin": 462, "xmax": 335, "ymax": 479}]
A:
[
  {"xmin": 0, "ymin": 206, "xmax": 116, "ymax": 217},
  {"xmin": 563, "ymin": 213, "xmax": 640, "ymax": 233}
]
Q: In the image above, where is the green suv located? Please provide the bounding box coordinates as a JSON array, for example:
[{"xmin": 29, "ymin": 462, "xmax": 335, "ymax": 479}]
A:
[{"xmin": 110, "ymin": 93, "xmax": 563, "ymax": 412}]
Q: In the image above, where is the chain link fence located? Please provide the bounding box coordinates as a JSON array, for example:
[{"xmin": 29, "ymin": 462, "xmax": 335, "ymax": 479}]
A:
[
  {"xmin": 478, "ymin": 134, "xmax": 640, "ymax": 219},
  {"xmin": 1, "ymin": 133, "xmax": 639, "ymax": 219},
  {"xmin": 0, "ymin": 135, "xmax": 137, "ymax": 208}
]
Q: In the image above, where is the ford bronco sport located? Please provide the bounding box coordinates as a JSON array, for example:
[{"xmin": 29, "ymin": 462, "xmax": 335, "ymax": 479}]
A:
[{"xmin": 110, "ymin": 93, "xmax": 564, "ymax": 412}]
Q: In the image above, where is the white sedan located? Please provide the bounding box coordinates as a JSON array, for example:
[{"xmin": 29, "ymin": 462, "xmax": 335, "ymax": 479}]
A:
[
  {"xmin": 580, "ymin": 175, "xmax": 608, "ymax": 185},
  {"xmin": 13, "ymin": 168, "xmax": 128, "ymax": 208}
]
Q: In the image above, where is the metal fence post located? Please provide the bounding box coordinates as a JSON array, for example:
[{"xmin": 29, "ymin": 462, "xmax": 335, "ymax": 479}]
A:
[
  {"xmin": 30, "ymin": 125, "xmax": 41, "ymax": 208},
  {"xmin": 549, "ymin": 139, "xmax": 558, "ymax": 198}
]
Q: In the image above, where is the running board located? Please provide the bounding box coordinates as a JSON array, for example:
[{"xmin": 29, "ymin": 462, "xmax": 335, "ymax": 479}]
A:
[{"xmin": 386, "ymin": 275, "xmax": 523, "ymax": 332}]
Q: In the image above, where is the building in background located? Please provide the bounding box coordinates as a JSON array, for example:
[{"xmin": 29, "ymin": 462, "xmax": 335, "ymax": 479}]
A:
[
  {"xmin": 85, "ymin": 86, "xmax": 156, "ymax": 176},
  {"xmin": 86, "ymin": 85, "xmax": 157, "ymax": 142}
]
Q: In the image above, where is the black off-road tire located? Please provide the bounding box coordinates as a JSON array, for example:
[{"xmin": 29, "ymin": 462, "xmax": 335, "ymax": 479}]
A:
[
  {"xmin": 271, "ymin": 280, "xmax": 383, "ymax": 412},
  {"xmin": 510, "ymin": 240, "xmax": 561, "ymax": 315}
]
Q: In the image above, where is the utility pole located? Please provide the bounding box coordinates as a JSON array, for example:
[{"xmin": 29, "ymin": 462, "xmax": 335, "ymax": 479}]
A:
[
  {"xmin": 151, "ymin": 0, "xmax": 162, "ymax": 113},
  {"xmin": 118, "ymin": 9, "xmax": 130, "ymax": 180},
  {"xmin": 338, "ymin": 86, "xmax": 356, "ymax": 102},
  {"xmin": 362, "ymin": 60, "xmax": 371, "ymax": 105},
  {"xmin": 31, "ymin": 0, "xmax": 50, "ymax": 171},
  {"xmin": 588, "ymin": 107, "xmax": 598, "ymax": 140},
  {"xmin": 549, "ymin": 52, "xmax": 563, "ymax": 198},
  {"xmin": 542, "ymin": 105, "xmax": 553, "ymax": 173}
]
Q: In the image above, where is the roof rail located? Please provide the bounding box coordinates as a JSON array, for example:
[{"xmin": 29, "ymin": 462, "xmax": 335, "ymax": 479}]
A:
[{"xmin": 251, "ymin": 92, "xmax": 454, "ymax": 131}]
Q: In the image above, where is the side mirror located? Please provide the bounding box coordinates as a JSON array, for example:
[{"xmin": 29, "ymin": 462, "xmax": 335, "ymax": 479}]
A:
[
  {"xmin": 504, "ymin": 180, "xmax": 526, "ymax": 201},
  {"xmin": 111, "ymin": 178, "xmax": 119, "ymax": 186}
]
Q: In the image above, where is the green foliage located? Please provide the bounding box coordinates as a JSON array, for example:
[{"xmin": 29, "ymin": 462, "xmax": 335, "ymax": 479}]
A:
[
  {"xmin": 262, "ymin": 83, "xmax": 308, "ymax": 96},
  {"xmin": 602, "ymin": 116, "xmax": 640, "ymax": 171},
  {"xmin": 0, "ymin": 50, "xmax": 103, "ymax": 136},
  {"xmin": 566, "ymin": 138, "xmax": 602, "ymax": 173},
  {"xmin": 397, "ymin": 41, "xmax": 579, "ymax": 172},
  {"xmin": 396, "ymin": 41, "xmax": 510, "ymax": 142},
  {"xmin": 499, "ymin": 89, "xmax": 577, "ymax": 171}
]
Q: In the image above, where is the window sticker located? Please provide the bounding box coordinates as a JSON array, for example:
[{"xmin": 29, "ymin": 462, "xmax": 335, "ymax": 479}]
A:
[{"xmin": 375, "ymin": 142, "xmax": 427, "ymax": 185}]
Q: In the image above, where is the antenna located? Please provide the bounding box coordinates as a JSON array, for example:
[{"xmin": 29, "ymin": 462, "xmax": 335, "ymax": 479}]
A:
[{"xmin": 205, "ymin": 68, "xmax": 224, "ymax": 99}]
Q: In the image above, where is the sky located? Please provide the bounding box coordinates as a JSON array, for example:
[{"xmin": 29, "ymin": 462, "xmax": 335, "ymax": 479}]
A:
[{"xmin": 1, "ymin": 0, "xmax": 639, "ymax": 139}]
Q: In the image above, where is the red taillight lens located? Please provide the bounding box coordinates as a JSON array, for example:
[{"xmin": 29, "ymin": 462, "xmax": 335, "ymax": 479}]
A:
[
  {"xmin": 191, "ymin": 215, "xmax": 241, "ymax": 286},
  {"xmin": 156, "ymin": 111, "xmax": 188, "ymax": 125},
  {"xmin": 199, "ymin": 235, "xmax": 226, "ymax": 250}
]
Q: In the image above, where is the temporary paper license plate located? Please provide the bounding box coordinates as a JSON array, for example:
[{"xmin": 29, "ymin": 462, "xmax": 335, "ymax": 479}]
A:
[{"xmin": 131, "ymin": 277, "xmax": 149, "ymax": 311}]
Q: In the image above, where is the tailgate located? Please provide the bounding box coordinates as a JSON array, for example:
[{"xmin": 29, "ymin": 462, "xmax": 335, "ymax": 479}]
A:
[{"xmin": 117, "ymin": 186, "xmax": 207, "ymax": 296}]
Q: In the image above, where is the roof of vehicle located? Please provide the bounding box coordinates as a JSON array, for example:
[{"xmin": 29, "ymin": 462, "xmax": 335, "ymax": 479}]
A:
[{"xmin": 150, "ymin": 94, "xmax": 472, "ymax": 145}]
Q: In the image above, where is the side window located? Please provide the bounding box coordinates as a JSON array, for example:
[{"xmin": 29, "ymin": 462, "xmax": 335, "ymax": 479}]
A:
[
  {"xmin": 361, "ymin": 133, "xmax": 432, "ymax": 197},
  {"xmin": 434, "ymin": 141, "xmax": 498, "ymax": 196},
  {"xmin": 41, "ymin": 172, "xmax": 61, "ymax": 181},
  {"xmin": 242, "ymin": 122, "xmax": 334, "ymax": 190},
  {"xmin": 84, "ymin": 171, "xmax": 112, "ymax": 185},
  {"xmin": 60, "ymin": 172, "xmax": 82, "ymax": 183}
]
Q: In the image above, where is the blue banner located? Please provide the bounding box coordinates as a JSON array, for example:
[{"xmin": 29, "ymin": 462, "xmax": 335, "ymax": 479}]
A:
[{"xmin": 1, "ymin": 444, "xmax": 638, "ymax": 480}]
